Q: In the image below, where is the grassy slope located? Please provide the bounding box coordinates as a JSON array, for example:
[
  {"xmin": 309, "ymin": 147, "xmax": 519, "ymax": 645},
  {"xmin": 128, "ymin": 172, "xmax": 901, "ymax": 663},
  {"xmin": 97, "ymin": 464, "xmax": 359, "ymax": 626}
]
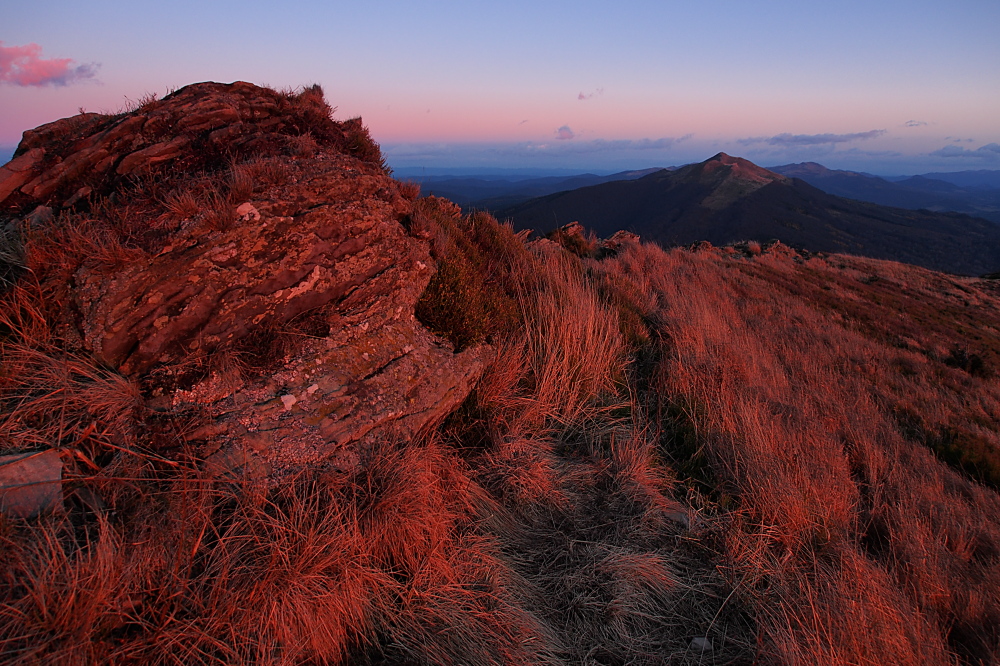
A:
[
  {"xmin": 600, "ymin": 241, "xmax": 1000, "ymax": 664},
  {"xmin": 2, "ymin": 173, "xmax": 1000, "ymax": 663}
]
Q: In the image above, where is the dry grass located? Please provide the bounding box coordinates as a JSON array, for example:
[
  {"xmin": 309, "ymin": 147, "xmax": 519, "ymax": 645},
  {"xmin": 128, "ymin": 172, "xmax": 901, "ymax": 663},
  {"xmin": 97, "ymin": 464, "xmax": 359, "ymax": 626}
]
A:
[
  {"xmin": 0, "ymin": 440, "xmax": 567, "ymax": 665},
  {"xmin": 160, "ymin": 188, "xmax": 200, "ymax": 220},
  {"xmin": 0, "ymin": 226, "xmax": 25, "ymax": 289},
  {"xmin": 285, "ymin": 132, "xmax": 320, "ymax": 158},
  {"xmin": 4, "ymin": 181, "xmax": 998, "ymax": 664},
  {"xmin": 415, "ymin": 200, "xmax": 525, "ymax": 350},
  {"xmin": 21, "ymin": 214, "xmax": 146, "ymax": 279},
  {"xmin": 396, "ymin": 180, "xmax": 421, "ymax": 201},
  {"xmin": 600, "ymin": 241, "xmax": 1000, "ymax": 664},
  {"xmin": 0, "ymin": 207, "xmax": 758, "ymax": 664},
  {"xmin": 518, "ymin": 252, "xmax": 628, "ymax": 429},
  {"xmin": 0, "ymin": 344, "xmax": 141, "ymax": 454},
  {"xmin": 432, "ymin": 216, "xmax": 757, "ymax": 663}
]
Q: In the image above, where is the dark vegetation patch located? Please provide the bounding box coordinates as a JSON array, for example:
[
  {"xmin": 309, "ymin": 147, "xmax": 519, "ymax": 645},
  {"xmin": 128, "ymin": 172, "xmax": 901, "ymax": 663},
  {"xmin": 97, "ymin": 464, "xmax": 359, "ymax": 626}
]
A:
[
  {"xmin": 893, "ymin": 405, "xmax": 1000, "ymax": 491},
  {"xmin": 943, "ymin": 344, "xmax": 990, "ymax": 378},
  {"xmin": 414, "ymin": 198, "xmax": 525, "ymax": 350},
  {"xmin": 590, "ymin": 266, "xmax": 653, "ymax": 350}
]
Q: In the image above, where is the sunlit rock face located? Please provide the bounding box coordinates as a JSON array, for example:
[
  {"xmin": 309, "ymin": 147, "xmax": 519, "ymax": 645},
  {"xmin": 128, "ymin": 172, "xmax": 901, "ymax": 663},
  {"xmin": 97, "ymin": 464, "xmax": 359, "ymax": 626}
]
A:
[
  {"xmin": 0, "ymin": 81, "xmax": 491, "ymax": 478},
  {"xmin": 1, "ymin": 81, "xmax": 378, "ymax": 211}
]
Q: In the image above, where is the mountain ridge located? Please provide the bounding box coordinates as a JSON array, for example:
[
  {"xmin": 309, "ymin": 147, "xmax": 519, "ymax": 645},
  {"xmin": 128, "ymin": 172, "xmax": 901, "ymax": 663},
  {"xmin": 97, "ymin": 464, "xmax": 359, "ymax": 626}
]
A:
[
  {"xmin": 499, "ymin": 153, "xmax": 1000, "ymax": 276},
  {"xmin": 770, "ymin": 162, "xmax": 1000, "ymax": 223},
  {"xmin": 407, "ymin": 168, "xmax": 663, "ymax": 211}
]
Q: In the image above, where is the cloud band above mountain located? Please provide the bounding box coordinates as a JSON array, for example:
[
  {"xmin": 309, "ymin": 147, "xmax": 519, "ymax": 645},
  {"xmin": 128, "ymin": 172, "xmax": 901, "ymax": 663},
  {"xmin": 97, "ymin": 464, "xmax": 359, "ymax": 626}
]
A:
[
  {"xmin": 383, "ymin": 134, "xmax": 695, "ymax": 167},
  {"xmin": 930, "ymin": 143, "xmax": 1000, "ymax": 160},
  {"xmin": 0, "ymin": 42, "xmax": 99, "ymax": 87},
  {"xmin": 739, "ymin": 130, "xmax": 886, "ymax": 147}
]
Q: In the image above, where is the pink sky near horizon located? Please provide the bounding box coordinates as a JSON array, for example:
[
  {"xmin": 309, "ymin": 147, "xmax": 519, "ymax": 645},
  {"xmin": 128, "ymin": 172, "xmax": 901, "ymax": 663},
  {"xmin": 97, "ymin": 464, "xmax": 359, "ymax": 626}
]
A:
[{"xmin": 2, "ymin": 0, "xmax": 998, "ymax": 174}]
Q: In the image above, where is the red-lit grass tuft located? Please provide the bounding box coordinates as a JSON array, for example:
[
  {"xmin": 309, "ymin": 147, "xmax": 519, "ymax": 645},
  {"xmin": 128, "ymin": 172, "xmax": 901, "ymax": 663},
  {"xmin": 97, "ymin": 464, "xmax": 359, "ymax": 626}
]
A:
[
  {"xmin": 0, "ymin": 344, "xmax": 141, "ymax": 455},
  {"xmin": 0, "ymin": 280, "xmax": 50, "ymax": 349},
  {"xmin": 21, "ymin": 214, "xmax": 146, "ymax": 282},
  {"xmin": 0, "ymin": 517, "xmax": 126, "ymax": 665},
  {"xmin": 285, "ymin": 131, "xmax": 320, "ymax": 158},
  {"xmin": 0, "ymin": 440, "xmax": 568, "ymax": 665},
  {"xmin": 225, "ymin": 161, "xmax": 256, "ymax": 203},
  {"xmin": 396, "ymin": 179, "xmax": 421, "ymax": 201},
  {"xmin": 480, "ymin": 436, "xmax": 568, "ymax": 512},
  {"xmin": 517, "ymin": 251, "xmax": 628, "ymax": 430},
  {"xmin": 160, "ymin": 188, "xmax": 200, "ymax": 220}
]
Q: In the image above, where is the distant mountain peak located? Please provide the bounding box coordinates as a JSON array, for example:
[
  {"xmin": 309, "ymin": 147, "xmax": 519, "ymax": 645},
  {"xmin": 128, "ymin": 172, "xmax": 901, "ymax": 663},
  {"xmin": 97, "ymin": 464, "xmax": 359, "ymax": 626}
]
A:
[
  {"xmin": 700, "ymin": 152, "xmax": 786, "ymax": 184},
  {"xmin": 500, "ymin": 152, "xmax": 1000, "ymax": 275},
  {"xmin": 683, "ymin": 153, "xmax": 786, "ymax": 209}
]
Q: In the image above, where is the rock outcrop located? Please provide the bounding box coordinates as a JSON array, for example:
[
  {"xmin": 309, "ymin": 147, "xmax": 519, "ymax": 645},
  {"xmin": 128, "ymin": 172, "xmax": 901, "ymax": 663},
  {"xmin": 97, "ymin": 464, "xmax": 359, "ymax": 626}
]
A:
[
  {"xmin": 539, "ymin": 220, "xmax": 640, "ymax": 258},
  {"xmin": 1, "ymin": 81, "xmax": 491, "ymax": 480},
  {"xmin": 1, "ymin": 81, "xmax": 382, "ymax": 214}
]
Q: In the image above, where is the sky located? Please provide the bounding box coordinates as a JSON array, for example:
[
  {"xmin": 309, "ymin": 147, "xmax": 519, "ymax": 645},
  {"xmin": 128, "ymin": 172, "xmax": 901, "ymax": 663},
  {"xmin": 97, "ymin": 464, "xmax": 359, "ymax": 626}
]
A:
[{"xmin": 2, "ymin": 0, "xmax": 999, "ymax": 175}]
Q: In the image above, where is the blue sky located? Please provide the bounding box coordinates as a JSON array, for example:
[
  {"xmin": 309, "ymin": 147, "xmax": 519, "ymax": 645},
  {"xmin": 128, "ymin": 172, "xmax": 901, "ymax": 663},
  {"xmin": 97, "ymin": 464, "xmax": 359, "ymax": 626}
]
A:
[{"xmin": 2, "ymin": 0, "xmax": 998, "ymax": 174}]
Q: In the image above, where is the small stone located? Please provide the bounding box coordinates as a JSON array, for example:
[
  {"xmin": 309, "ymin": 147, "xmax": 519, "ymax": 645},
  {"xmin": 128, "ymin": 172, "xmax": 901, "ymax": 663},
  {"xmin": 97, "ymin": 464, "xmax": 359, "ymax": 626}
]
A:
[
  {"xmin": 0, "ymin": 450, "xmax": 64, "ymax": 519},
  {"xmin": 203, "ymin": 447, "xmax": 268, "ymax": 480},
  {"xmin": 25, "ymin": 205, "xmax": 54, "ymax": 227},
  {"xmin": 236, "ymin": 202, "xmax": 260, "ymax": 221},
  {"xmin": 281, "ymin": 394, "xmax": 297, "ymax": 411},
  {"xmin": 689, "ymin": 637, "xmax": 713, "ymax": 653}
]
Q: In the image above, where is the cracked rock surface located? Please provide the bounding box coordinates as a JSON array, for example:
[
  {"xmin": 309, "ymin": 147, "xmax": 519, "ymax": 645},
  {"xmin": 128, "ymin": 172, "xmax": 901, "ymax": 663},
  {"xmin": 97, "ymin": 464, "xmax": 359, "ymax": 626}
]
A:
[
  {"xmin": 1, "ymin": 81, "xmax": 378, "ymax": 213},
  {"xmin": 2, "ymin": 81, "xmax": 491, "ymax": 479}
]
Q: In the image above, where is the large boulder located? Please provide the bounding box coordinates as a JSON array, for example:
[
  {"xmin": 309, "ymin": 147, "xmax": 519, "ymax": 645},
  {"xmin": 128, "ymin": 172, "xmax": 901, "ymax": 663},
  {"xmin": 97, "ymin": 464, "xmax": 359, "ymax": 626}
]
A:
[
  {"xmin": 1, "ymin": 82, "xmax": 491, "ymax": 477},
  {"xmin": 1, "ymin": 81, "xmax": 381, "ymax": 214}
]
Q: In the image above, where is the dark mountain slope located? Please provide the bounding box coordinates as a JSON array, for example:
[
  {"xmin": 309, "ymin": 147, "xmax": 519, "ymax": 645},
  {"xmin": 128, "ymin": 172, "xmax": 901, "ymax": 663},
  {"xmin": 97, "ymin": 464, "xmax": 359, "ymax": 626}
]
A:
[
  {"xmin": 500, "ymin": 153, "xmax": 1000, "ymax": 275},
  {"xmin": 770, "ymin": 162, "xmax": 1000, "ymax": 223},
  {"xmin": 915, "ymin": 169, "xmax": 1000, "ymax": 190},
  {"xmin": 414, "ymin": 168, "xmax": 663, "ymax": 211}
]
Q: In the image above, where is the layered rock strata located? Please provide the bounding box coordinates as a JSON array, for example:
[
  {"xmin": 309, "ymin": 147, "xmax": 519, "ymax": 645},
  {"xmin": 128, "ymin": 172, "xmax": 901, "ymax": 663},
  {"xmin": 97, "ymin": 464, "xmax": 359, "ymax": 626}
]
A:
[{"xmin": 1, "ymin": 81, "xmax": 490, "ymax": 479}]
